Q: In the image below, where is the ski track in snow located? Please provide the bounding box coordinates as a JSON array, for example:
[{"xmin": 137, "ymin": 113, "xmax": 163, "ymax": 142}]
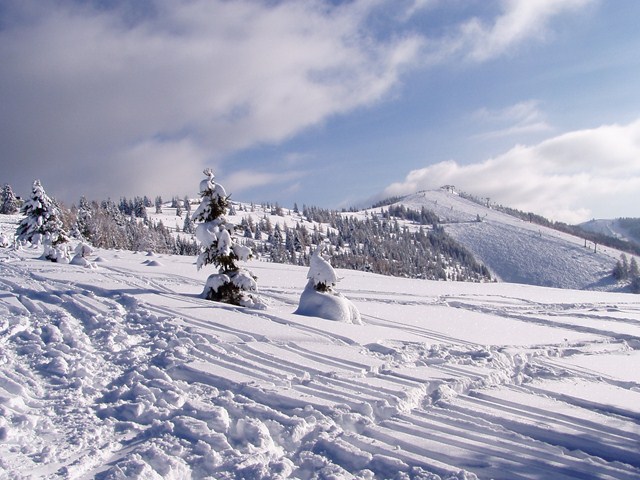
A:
[{"xmin": 1, "ymin": 240, "xmax": 640, "ymax": 478}]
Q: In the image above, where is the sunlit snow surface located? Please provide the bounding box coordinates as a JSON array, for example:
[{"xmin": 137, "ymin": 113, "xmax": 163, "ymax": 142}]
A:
[
  {"xmin": 389, "ymin": 190, "xmax": 622, "ymax": 290},
  {"xmin": 1, "ymin": 219, "xmax": 640, "ymax": 479}
]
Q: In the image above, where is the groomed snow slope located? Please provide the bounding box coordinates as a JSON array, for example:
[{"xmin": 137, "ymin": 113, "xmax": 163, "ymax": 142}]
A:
[
  {"xmin": 390, "ymin": 190, "xmax": 629, "ymax": 291},
  {"xmin": 1, "ymin": 225, "xmax": 640, "ymax": 478}
]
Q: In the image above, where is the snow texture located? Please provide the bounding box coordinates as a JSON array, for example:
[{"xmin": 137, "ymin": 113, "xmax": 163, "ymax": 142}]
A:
[{"xmin": 1, "ymin": 213, "xmax": 640, "ymax": 480}]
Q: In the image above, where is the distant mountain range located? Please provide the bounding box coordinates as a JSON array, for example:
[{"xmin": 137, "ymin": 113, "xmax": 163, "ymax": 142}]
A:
[
  {"xmin": 384, "ymin": 188, "xmax": 636, "ymax": 292},
  {"xmin": 579, "ymin": 218, "xmax": 640, "ymax": 247}
]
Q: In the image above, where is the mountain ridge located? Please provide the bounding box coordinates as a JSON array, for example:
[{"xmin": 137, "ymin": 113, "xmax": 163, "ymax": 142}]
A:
[{"xmin": 379, "ymin": 188, "xmax": 633, "ymax": 291}]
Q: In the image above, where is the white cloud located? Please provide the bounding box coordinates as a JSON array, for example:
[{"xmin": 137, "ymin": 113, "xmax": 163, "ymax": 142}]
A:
[
  {"xmin": 382, "ymin": 119, "xmax": 640, "ymax": 223},
  {"xmin": 424, "ymin": 0, "xmax": 595, "ymax": 64},
  {"xmin": 464, "ymin": 0, "xmax": 594, "ymax": 62},
  {"xmin": 0, "ymin": 0, "xmax": 422, "ymax": 201},
  {"xmin": 471, "ymin": 100, "xmax": 552, "ymax": 139},
  {"xmin": 0, "ymin": 0, "xmax": 600, "ymax": 203},
  {"xmin": 224, "ymin": 170, "xmax": 305, "ymax": 196}
]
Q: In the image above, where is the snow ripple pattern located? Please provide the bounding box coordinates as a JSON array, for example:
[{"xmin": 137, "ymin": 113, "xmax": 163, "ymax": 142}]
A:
[{"xmin": 0, "ymin": 239, "xmax": 639, "ymax": 479}]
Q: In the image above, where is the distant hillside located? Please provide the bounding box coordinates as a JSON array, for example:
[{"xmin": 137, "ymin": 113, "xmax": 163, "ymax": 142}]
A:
[
  {"xmin": 383, "ymin": 188, "xmax": 636, "ymax": 291},
  {"xmin": 579, "ymin": 218, "xmax": 640, "ymax": 248},
  {"xmin": 6, "ymin": 186, "xmax": 637, "ymax": 293}
]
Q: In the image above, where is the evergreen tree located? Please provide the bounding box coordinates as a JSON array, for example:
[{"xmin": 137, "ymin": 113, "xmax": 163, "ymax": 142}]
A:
[
  {"xmin": 613, "ymin": 254, "xmax": 629, "ymax": 280},
  {"xmin": 0, "ymin": 184, "xmax": 19, "ymax": 214},
  {"xmin": 133, "ymin": 196, "xmax": 147, "ymax": 219},
  {"xmin": 182, "ymin": 213, "xmax": 195, "ymax": 234},
  {"xmin": 72, "ymin": 196, "xmax": 92, "ymax": 240},
  {"xmin": 629, "ymin": 257, "xmax": 639, "ymax": 279},
  {"xmin": 155, "ymin": 196, "xmax": 163, "ymax": 214},
  {"xmin": 192, "ymin": 169, "xmax": 264, "ymax": 308},
  {"xmin": 183, "ymin": 195, "xmax": 191, "ymax": 213},
  {"xmin": 16, "ymin": 179, "xmax": 70, "ymax": 262}
]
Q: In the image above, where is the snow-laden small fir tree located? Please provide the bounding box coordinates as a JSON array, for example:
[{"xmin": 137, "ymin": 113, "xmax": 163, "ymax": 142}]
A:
[
  {"xmin": 192, "ymin": 169, "xmax": 264, "ymax": 308},
  {"xmin": 295, "ymin": 243, "xmax": 361, "ymax": 323},
  {"xmin": 0, "ymin": 183, "xmax": 20, "ymax": 214},
  {"xmin": 16, "ymin": 179, "xmax": 70, "ymax": 262},
  {"xmin": 71, "ymin": 196, "xmax": 92, "ymax": 240}
]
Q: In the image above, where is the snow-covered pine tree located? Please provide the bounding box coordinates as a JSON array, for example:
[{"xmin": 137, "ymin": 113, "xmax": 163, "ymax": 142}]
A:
[
  {"xmin": 155, "ymin": 196, "xmax": 163, "ymax": 214},
  {"xmin": 182, "ymin": 213, "xmax": 195, "ymax": 234},
  {"xmin": 71, "ymin": 196, "xmax": 92, "ymax": 240},
  {"xmin": 0, "ymin": 183, "xmax": 20, "ymax": 214},
  {"xmin": 192, "ymin": 169, "xmax": 264, "ymax": 308},
  {"xmin": 16, "ymin": 179, "xmax": 70, "ymax": 262}
]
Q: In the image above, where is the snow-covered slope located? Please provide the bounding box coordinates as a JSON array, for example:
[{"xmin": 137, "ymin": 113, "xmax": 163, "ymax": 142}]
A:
[
  {"xmin": 1, "ymin": 216, "xmax": 640, "ymax": 479},
  {"xmin": 580, "ymin": 218, "xmax": 640, "ymax": 247},
  {"xmin": 388, "ymin": 190, "xmax": 630, "ymax": 290}
]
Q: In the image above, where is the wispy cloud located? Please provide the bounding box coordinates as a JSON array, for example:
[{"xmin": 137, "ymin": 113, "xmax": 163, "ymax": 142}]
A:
[
  {"xmin": 382, "ymin": 119, "xmax": 640, "ymax": 223},
  {"xmin": 423, "ymin": 0, "xmax": 595, "ymax": 64},
  {"xmin": 471, "ymin": 100, "xmax": 552, "ymax": 139},
  {"xmin": 224, "ymin": 170, "xmax": 305, "ymax": 196},
  {"xmin": 463, "ymin": 0, "xmax": 594, "ymax": 62}
]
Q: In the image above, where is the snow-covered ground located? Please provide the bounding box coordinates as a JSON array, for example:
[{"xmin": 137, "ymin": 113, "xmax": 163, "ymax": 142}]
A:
[
  {"xmin": 1, "ymin": 214, "xmax": 639, "ymax": 479},
  {"xmin": 386, "ymin": 190, "xmax": 633, "ymax": 291}
]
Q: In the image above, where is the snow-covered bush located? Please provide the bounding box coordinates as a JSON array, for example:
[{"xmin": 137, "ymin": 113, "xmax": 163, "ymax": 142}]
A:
[
  {"xmin": 16, "ymin": 179, "xmax": 70, "ymax": 262},
  {"xmin": 0, "ymin": 232, "xmax": 10, "ymax": 248},
  {"xmin": 295, "ymin": 243, "xmax": 361, "ymax": 324},
  {"xmin": 192, "ymin": 169, "xmax": 264, "ymax": 308},
  {"xmin": 70, "ymin": 242, "xmax": 96, "ymax": 268}
]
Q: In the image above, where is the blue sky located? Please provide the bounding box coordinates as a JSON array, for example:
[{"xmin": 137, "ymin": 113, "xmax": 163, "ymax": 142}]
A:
[{"xmin": 1, "ymin": 0, "xmax": 639, "ymax": 223}]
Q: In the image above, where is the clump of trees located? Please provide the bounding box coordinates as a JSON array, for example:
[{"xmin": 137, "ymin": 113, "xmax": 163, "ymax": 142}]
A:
[
  {"xmin": 246, "ymin": 204, "xmax": 491, "ymax": 283},
  {"xmin": 612, "ymin": 253, "xmax": 640, "ymax": 293}
]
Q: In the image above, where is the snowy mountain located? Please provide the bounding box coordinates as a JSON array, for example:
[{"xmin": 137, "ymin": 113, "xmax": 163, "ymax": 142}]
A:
[
  {"xmin": 580, "ymin": 218, "xmax": 640, "ymax": 247},
  {"xmin": 1, "ymin": 214, "xmax": 640, "ymax": 479},
  {"xmin": 381, "ymin": 189, "xmax": 633, "ymax": 291}
]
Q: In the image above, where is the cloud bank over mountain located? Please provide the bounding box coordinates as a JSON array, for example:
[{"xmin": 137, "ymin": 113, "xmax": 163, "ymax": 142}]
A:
[{"xmin": 382, "ymin": 119, "xmax": 640, "ymax": 223}]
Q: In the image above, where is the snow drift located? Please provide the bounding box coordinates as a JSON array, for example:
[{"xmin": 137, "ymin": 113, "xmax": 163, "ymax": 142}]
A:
[{"xmin": 295, "ymin": 244, "xmax": 361, "ymax": 324}]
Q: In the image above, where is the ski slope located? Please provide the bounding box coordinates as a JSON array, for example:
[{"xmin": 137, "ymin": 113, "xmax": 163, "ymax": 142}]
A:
[
  {"xmin": 1, "ymin": 216, "xmax": 639, "ymax": 479},
  {"xmin": 389, "ymin": 190, "xmax": 628, "ymax": 291},
  {"xmin": 580, "ymin": 218, "xmax": 640, "ymax": 247}
]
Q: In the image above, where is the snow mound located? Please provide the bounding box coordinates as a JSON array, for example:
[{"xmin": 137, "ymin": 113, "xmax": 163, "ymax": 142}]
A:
[
  {"xmin": 295, "ymin": 244, "xmax": 361, "ymax": 323},
  {"xmin": 296, "ymin": 280, "xmax": 362, "ymax": 324}
]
